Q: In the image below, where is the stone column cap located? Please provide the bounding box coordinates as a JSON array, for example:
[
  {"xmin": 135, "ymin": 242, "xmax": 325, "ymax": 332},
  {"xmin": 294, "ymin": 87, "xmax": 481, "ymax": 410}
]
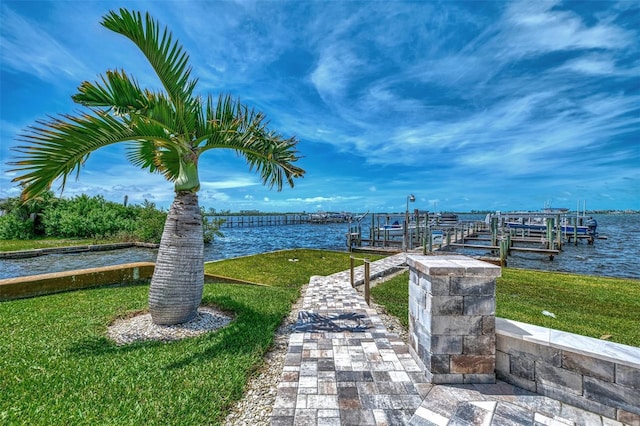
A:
[{"xmin": 407, "ymin": 254, "xmax": 502, "ymax": 277}]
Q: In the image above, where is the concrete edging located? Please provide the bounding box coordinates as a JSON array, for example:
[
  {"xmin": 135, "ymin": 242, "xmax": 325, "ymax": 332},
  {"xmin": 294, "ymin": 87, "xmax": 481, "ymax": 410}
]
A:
[
  {"xmin": 0, "ymin": 242, "xmax": 159, "ymax": 259},
  {"xmin": 0, "ymin": 262, "xmax": 156, "ymax": 301}
]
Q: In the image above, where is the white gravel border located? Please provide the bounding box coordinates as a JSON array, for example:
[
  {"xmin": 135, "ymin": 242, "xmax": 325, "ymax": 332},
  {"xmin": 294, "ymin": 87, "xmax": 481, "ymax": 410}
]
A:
[{"xmin": 107, "ymin": 306, "xmax": 233, "ymax": 345}]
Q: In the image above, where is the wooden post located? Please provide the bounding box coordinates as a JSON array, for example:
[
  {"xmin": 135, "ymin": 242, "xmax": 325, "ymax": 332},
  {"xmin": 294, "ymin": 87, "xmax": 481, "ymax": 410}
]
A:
[
  {"xmin": 412, "ymin": 208, "xmax": 420, "ymax": 250},
  {"xmin": 423, "ymin": 212, "xmax": 429, "ymax": 244},
  {"xmin": 556, "ymin": 214, "xmax": 562, "ymax": 250},
  {"xmin": 491, "ymin": 217, "xmax": 498, "ymax": 247},
  {"xmin": 373, "ymin": 215, "xmax": 378, "ymax": 246},
  {"xmin": 364, "ymin": 260, "xmax": 370, "ymax": 305},
  {"xmin": 546, "ymin": 218, "xmax": 554, "ymax": 250},
  {"xmin": 422, "ymin": 230, "xmax": 427, "ymax": 255},
  {"xmin": 350, "ymin": 256, "xmax": 355, "ymax": 287},
  {"xmin": 499, "ymin": 238, "xmax": 508, "ymax": 266},
  {"xmin": 403, "ymin": 210, "xmax": 409, "ymax": 252}
]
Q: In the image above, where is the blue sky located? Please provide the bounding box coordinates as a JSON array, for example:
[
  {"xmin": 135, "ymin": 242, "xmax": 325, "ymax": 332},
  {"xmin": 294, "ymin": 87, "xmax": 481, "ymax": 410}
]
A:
[{"xmin": 1, "ymin": 1, "xmax": 638, "ymax": 213}]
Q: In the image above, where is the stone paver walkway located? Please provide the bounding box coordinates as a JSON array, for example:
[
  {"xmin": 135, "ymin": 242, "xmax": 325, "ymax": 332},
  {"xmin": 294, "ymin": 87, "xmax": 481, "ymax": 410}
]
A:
[{"xmin": 270, "ymin": 254, "xmax": 629, "ymax": 426}]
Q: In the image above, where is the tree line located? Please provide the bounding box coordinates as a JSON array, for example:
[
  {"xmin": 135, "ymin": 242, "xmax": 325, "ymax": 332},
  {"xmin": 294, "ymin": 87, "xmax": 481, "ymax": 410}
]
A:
[{"xmin": 0, "ymin": 192, "xmax": 222, "ymax": 244}]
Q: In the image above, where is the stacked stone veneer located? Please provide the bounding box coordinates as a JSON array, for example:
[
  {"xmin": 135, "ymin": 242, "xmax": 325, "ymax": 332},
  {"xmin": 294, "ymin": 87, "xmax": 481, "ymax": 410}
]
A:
[
  {"xmin": 407, "ymin": 254, "xmax": 501, "ymax": 384},
  {"xmin": 496, "ymin": 317, "xmax": 640, "ymax": 424}
]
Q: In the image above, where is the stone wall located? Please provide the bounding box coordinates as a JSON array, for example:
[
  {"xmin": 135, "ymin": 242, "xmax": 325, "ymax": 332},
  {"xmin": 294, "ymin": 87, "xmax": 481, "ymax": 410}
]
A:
[
  {"xmin": 407, "ymin": 253, "xmax": 640, "ymax": 424},
  {"xmin": 407, "ymin": 254, "xmax": 502, "ymax": 384},
  {"xmin": 0, "ymin": 262, "xmax": 155, "ymax": 300},
  {"xmin": 496, "ymin": 317, "xmax": 640, "ymax": 425}
]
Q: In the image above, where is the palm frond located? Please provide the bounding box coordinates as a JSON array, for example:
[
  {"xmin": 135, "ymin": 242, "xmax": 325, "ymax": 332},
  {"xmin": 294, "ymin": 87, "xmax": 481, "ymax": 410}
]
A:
[
  {"xmin": 198, "ymin": 94, "xmax": 305, "ymax": 190},
  {"xmin": 10, "ymin": 10, "xmax": 304, "ymax": 202},
  {"xmin": 9, "ymin": 111, "xmax": 157, "ymax": 199},
  {"xmin": 243, "ymin": 130, "xmax": 305, "ymax": 190},
  {"xmin": 120, "ymin": 92, "xmax": 193, "ymax": 181},
  {"xmin": 72, "ymin": 70, "xmax": 149, "ymax": 116},
  {"xmin": 101, "ymin": 9, "xmax": 197, "ymax": 112},
  {"xmin": 125, "ymin": 139, "xmax": 183, "ymax": 182}
]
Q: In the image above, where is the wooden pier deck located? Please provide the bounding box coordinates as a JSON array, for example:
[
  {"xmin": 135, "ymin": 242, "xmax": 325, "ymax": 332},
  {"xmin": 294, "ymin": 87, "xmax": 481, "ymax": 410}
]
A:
[
  {"xmin": 346, "ymin": 212, "xmax": 583, "ymax": 265},
  {"xmin": 448, "ymin": 243, "xmax": 560, "ymax": 255}
]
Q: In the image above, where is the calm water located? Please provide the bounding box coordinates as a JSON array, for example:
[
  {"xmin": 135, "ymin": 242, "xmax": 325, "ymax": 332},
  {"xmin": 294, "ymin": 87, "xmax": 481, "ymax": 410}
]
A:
[
  {"xmin": 1, "ymin": 213, "xmax": 638, "ymax": 280},
  {"xmin": 453, "ymin": 213, "xmax": 640, "ymax": 280}
]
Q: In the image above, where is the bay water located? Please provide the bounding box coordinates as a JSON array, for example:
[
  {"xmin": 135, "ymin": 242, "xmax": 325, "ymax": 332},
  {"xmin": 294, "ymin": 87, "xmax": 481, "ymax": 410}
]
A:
[{"xmin": 1, "ymin": 213, "xmax": 637, "ymax": 280}]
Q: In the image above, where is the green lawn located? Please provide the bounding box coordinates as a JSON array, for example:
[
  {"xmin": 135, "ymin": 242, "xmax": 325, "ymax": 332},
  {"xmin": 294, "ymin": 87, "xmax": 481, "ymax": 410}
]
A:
[
  {"xmin": 1, "ymin": 249, "xmax": 374, "ymax": 425},
  {"xmin": 497, "ymin": 268, "xmax": 640, "ymax": 346},
  {"xmin": 371, "ymin": 268, "xmax": 640, "ymax": 347},
  {"xmin": 1, "ymin": 282, "xmax": 297, "ymax": 425},
  {"xmin": 0, "ymin": 238, "xmax": 121, "ymax": 252},
  {"xmin": 204, "ymin": 248, "xmax": 385, "ymax": 287},
  {"xmin": 370, "ymin": 274, "xmax": 410, "ymax": 330}
]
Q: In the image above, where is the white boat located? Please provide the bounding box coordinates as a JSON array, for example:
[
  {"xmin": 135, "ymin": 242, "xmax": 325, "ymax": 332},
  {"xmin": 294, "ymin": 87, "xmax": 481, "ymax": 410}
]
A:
[
  {"xmin": 378, "ymin": 220, "xmax": 445, "ymax": 243},
  {"xmin": 309, "ymin": 211, "xmax": 354, "ymax": 223},
  {"xmin": 487, "ymin": 209, "xmax": 597, "ymax": 237},
  {"xmin": 431, "ymin": 213, "xmax": 459, "ymax": 227},
  {"xmin": 378, "ymin": 221, "xmax": 404, "ymax": 236}
]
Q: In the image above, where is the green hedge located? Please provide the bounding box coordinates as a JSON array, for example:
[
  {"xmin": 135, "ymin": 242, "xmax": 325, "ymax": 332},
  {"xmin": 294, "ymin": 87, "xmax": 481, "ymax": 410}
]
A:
[{"xmin": 0, "ymin": 193, "xmax": 167, "ymax": 244}]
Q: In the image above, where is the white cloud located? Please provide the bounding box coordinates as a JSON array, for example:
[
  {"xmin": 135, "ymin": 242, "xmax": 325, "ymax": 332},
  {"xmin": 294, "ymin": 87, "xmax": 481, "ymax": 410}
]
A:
[
  {"xmin": 0, "ymin": 4, "xmax": 90, "ymax": 82},
  {"xmin": 501, "ymin": 1, "xmax": 633, "ymax": 56},
  {"xmin": 200, "ymin": 178, "xmax": 260, "ymax": 190},
  {"xmin": 310, "ymin": 44, "xmax": 363, "ymax": 103},
  {"xmin": 557, "ymin": 55, "xmax": 617, "ymax": 75}
]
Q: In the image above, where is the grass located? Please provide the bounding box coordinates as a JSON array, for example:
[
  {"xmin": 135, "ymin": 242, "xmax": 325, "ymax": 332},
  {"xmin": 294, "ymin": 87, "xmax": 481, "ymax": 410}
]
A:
[
  {"xmin": 370, "ymin": 268, "xmax": 640, "ymax": 348},
  {"xmin": 204, "ymin": 248, "xmax": 386, "ymax": 287},
  {"xmin": 497, "ymin": 268, "xmax": 640, "ymax": 346},
  {"xmin": 370, "ymin": 273, "xmax": 410, "ymax": 330},
  {"xmin": 0, "ymin": 238, "xmax": 122, "ymax": 252},
  {"xmin": 1, "ymin": 249, "xmax": 376, "ymax": 425}
]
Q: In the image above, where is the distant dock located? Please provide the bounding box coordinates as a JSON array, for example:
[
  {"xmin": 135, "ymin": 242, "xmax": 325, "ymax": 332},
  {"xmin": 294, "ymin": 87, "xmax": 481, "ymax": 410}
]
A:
[{"xmin": 208, "ymin": 212, "xmax": 354, "ymax": 228}]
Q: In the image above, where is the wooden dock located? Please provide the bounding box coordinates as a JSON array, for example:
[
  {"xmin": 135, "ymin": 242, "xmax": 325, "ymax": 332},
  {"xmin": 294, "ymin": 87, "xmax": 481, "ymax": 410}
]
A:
[
  {"xmin": 346, "ymin": 211, "xmax": 582, "ymax": 265},
  {"xmin": 448, "ymin": 243, "xmax": 560, "ymax": 257},
  {"xmin": 209, "ymin": 214, "xmax": 311, "ymax": 228}
]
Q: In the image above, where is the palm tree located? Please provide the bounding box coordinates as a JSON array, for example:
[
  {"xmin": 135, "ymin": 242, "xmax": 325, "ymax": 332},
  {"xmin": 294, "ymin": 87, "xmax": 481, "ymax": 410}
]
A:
[{"xmin": 9, "ymin": 9, "xmax": 304, "ymax": 325}]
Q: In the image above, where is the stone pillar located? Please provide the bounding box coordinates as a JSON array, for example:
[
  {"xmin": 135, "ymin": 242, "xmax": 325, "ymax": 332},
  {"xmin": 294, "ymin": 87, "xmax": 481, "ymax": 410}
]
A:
[{"xmin": 407, "ymin": 254, "xmax": 501, "ymax": 384}]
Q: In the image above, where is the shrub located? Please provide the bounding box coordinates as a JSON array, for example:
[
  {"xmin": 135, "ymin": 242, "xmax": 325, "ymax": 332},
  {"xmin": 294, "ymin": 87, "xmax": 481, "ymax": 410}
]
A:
[
  {"xmin": 42, "ymin": 195, "xmax": 137, "ymax": 238},
  {"xmin": 0, "ymin": 213, "xmax": 36, "ymax": 239},
  {"xmin": 133, "ymin": 201, "xmax": 167, "ymax": 243}
]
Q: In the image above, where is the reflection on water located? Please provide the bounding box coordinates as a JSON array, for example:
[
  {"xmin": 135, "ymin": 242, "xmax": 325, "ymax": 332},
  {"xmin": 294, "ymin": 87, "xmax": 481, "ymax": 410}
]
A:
[
  {"xmin": 0, "ymin": 248, "xmax": 159, "ymax": 279},
  {"xmin": 1, "ymin": 214, "xmax": 638, "ymax": 280}
]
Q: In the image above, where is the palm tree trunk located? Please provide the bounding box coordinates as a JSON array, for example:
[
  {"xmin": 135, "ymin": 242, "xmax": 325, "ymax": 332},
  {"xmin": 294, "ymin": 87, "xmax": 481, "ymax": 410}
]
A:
[{"xmin": 149, "ymin": 191, "xmax": 204, "ymax": 325}]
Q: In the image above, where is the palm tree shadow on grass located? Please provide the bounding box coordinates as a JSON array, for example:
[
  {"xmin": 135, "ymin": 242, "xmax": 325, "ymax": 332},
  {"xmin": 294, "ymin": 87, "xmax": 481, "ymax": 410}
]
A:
[
  {"xmin": 164, "ymin": 298, "xmax": 285, "ymax": 370},
  {"xmin": 68, "ymin": 335, "xmax": 150, "ymax": 356},
  {"xmin": 65, "ymin": 294, "xmax": 287, "ymax": 373}
]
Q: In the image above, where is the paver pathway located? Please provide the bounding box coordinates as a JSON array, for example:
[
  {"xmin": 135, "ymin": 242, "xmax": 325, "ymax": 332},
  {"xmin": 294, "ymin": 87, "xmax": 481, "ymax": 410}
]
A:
[{"xmin": 270, "ymin": 254, "xmax": 629, "ymax": 425}]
